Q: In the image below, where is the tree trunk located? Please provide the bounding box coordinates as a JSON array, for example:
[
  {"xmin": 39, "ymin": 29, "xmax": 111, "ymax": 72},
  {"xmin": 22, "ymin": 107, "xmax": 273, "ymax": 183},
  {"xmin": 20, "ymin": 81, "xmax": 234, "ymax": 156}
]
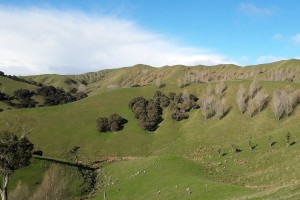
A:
[{"xmin": 0, "ymin": 175, "xmax": 9, "ymax": 200}]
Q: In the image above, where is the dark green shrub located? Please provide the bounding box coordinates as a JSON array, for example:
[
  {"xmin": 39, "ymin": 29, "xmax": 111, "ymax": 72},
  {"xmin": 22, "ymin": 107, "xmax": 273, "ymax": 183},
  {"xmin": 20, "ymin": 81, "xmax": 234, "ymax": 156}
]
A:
[
  {"xmin": 171, "ymin": 106, "xmax": 189, "ymax": 121},
  {"xmin": 175, "ymin": 93, "xmax": 184, "ymax": 104},
  {"xmin": 97, "ymin": 114, "xmax": 127, "ymax": 132},
  {"xmin": 14, "ymin": 89, "xmax": 35, "ymax": 100},
  {"xmin": 189, "ymin": 94, "xmax": 198, "ymax": 102},
  {"xmin": 153, "ymin": 91, "xmax": 170, "ymax": 108},
  {"xmin": 96, "ymin": 117, "xmax": 109, "ymax": 132},
  {"xmin": 109, "ymin": 114, "xmax": 127, "ymax": 131},
  {"xmin": 129, "ymin": 94, "xmax": 166, "ymax": 131}
]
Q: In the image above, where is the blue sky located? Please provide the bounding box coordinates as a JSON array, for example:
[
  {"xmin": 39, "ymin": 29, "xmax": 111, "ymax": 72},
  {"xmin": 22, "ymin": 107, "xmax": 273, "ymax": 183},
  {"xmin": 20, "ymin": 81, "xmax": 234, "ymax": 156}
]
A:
[{"xmin": 0, "ymin": 0, "xmax": 299, "ymax": 75}]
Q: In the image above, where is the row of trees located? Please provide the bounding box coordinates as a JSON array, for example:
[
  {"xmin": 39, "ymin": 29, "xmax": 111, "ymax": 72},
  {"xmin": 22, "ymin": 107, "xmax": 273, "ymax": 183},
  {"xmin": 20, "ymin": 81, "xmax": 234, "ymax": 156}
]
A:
[
  {"xmin": 236, "ymin": 80, "xmax": 299, "ymax": 120},
  {"xmin": 175, "ymin": 67, "xmax": 298, "ymax": 89},
  {"xmin": 96, "ymin": 114, "xmax": 127, "ymax": 132},
  {"xmin": 0, "ymin": 71, "xmax": 42, "ymax": 87}
]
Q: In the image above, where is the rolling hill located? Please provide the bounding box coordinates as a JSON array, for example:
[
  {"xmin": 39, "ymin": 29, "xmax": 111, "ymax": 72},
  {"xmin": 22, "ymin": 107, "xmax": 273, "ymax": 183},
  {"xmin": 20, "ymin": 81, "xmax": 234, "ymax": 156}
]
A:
[{"xmin": 1, "ymin": 59, "xmax": 300, "ymax": 199}]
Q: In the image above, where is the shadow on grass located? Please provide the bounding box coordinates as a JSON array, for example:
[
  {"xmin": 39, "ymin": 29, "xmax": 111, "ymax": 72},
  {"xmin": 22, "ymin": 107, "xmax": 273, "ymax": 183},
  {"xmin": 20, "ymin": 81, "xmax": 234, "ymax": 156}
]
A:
[
  {"xmin": 271, "ymin": 141, "xmax": 277, "ymax": 147},
  {"xmin": 221, "ymin": 152, "xmax": 228, "ymax": 157},
  {"xmin": 250, "ymin": 144, "xmax": 258, "ymax": 150},
  {"xmin": 33, "ymin": 156, "xmax": 97, "ymax": 171},
  {"xmin": 290, "ymin": 141, "xmax": 296, "ymax": 146}
]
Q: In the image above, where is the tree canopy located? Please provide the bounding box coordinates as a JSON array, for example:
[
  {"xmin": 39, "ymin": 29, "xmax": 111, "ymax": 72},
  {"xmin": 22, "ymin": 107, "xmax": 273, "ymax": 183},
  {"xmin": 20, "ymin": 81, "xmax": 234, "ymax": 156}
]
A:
[{"xmin": 0, "ymin": 132, "xmax": 34, "ymax": 200}]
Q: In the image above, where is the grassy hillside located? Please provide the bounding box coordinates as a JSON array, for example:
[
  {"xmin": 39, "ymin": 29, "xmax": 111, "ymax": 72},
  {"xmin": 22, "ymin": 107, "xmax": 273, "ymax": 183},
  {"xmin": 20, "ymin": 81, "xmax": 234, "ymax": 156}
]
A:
[
  {"xmin": 24, "ymin": 59, "xmax": 300, "ymax": 95},
  {"xmin": 1, "ymin": 59, "xmax": 300, "ymax": 199},
  {"xmin": 94, "ymin": 155, "xmax": 255, "ymax": 200}
]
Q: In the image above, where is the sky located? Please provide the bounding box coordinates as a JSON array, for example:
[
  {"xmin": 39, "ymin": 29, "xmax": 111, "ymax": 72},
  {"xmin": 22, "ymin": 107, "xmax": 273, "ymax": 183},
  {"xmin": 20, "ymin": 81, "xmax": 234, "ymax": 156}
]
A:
[{"xmin": 0, "ymin": 0, "xmax": 300, "ymax": 75}]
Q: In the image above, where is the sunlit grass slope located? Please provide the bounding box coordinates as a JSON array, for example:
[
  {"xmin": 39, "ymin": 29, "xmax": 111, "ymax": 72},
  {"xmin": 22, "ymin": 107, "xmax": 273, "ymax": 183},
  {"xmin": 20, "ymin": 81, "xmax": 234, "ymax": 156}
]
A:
[{"xmin": 1, "ymin": 59, "xmax": 300, "ymax": 199}]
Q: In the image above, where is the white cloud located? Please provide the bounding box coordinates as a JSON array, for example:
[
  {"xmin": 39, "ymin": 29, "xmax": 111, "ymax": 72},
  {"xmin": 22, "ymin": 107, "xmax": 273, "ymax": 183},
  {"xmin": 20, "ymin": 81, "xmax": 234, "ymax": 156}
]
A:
[
  {"xmin": 257, "ymin": 55, "xmax": 285, "ymax": 63},
  {"xmin": 239, "ymin": 3, "xmax": 274, "ymax": 16},
  {"xmin": 0, "ymin": 7, "xmax": 235, "ymax": 75},
  {"xmin": 292, "ymin": 34, "xmax": 300, "ymax": 43}
]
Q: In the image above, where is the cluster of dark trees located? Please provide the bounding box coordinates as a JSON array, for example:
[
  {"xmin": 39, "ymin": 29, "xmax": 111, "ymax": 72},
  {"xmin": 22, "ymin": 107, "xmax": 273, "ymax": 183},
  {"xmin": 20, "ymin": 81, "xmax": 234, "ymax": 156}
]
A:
[
  {"xmin": 96, "ymin": 114, "xmax": 127, "ymax": 132},
  {"xmin": 129, "ymin": 91, "xmax": 170, "ymax": 131},
  {"xmin": 0, "ymin": 86, "xmax": 88, "ymax": 110},
  {"xmin": 0, "ymin": 92, "xmax": 16, "ymax": 110},
  {"xmin": 67, "ymin": 88, "xmax": 88, "ymax": 100},
  {"xmin": 37, "ymin": 86, "xmax": 87, "ymax": 106},
  {"xmin": 0, "ymin": 90, "xmax": 38, "ymax": 109},
  {"xmin": 128, "ymin": 91, "xmax": 200, "ymax": 130},
  {"xmin": 0, "ymin": 71, "xmax": 88, "ymax": 110},
  {"xmin": 13, "ymin": 89, "xmax": 37, "ymax": 108},
  {"xmin": 0, "ymin": 90, "xmax": 36, "ymax": 109},
  {"xmin": 169, "ymin": 92, "xmax": 200, "ymax": 121},
  {"xmin": 0, "ymin": 92, "xmax": 13, "ymax": 104}
]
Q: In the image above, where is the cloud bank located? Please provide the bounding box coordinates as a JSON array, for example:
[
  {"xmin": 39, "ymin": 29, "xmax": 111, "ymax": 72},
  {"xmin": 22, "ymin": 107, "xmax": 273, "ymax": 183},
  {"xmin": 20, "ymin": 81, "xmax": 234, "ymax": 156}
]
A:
[{"xmin": 0, "ymin": 7, "xmax": 235, "ymax": 75}]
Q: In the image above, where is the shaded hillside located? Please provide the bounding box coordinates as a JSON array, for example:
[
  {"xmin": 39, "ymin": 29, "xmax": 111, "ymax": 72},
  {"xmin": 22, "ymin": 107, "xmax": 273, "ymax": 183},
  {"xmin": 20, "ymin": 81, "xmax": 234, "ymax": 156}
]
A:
[{"xmin": 0, "ymin": 72, "xmax": 88, "ymax": 111}]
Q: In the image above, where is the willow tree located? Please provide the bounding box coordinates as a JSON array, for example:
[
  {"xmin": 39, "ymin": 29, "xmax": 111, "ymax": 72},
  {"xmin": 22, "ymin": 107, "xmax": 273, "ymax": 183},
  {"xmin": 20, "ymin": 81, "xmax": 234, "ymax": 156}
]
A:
[{"xmin": 0, "ymin": 132, "xmax": 34, "ymax": 200}]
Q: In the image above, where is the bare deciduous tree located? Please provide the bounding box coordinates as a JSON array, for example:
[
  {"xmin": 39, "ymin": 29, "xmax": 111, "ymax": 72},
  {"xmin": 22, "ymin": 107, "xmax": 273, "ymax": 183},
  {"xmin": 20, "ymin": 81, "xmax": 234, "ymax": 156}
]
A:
[
  {"xmin": 78, "ymin": 84, "xmax": 87, "ymax": 93},
  {"xmin": 155, "ymin": 78, "xmax": 162, "ymax": 89},
  {"xmin": 254, "ymin": 89, "xmax": 269, "ymax": 112},
  {"xmin": 182, "ymin": 90, "xmax": 189, "ymax": 102},
  {"xmin": 215, "ymin": 81, "xmax": 226, "ymax": 99},
  {"xmin": 201, "ymin": 84, "xmax": 229, "ymax": 120},
  {"xmin": 271, "ymin": 88, "xmax": 298, "ymax": 119},
  {"xmin": 9, "ymin": 181, "xmax": 30, "ymax": 200},
  {"xmin": 31, "ymin": 165, "xmax": 68, "ymax": 200},
  {"xmin": 177, "ymin": 79, "xmax": 183, "ymax": 88},
  {"xmin": 216, "ymin": 99, "xmax": 227, "ymax": 120},
  {"xmin": 205, "ymin": 85, "xmax": 214, "ymax": 96},
  {"xmin": 249, "ymin": 79, "xmax": 260, "ymax": 98},
  {"xmin": 272, "ymin": 90, "xmax": 285, "ymax": 120},
  {"xmin": 284, "ymin": 91, "xmax": 297, "ymax": 116},
  {"xmin": 201, "ymin": 95, "xmax": 216, "ymax": 120},
  {"xmin": 236, "ymin": 85, "xmax": 248, "ymax": 114},
  {"xmin": 247, "ymin": 99, "xmax": 257, "ymax": 118}
]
